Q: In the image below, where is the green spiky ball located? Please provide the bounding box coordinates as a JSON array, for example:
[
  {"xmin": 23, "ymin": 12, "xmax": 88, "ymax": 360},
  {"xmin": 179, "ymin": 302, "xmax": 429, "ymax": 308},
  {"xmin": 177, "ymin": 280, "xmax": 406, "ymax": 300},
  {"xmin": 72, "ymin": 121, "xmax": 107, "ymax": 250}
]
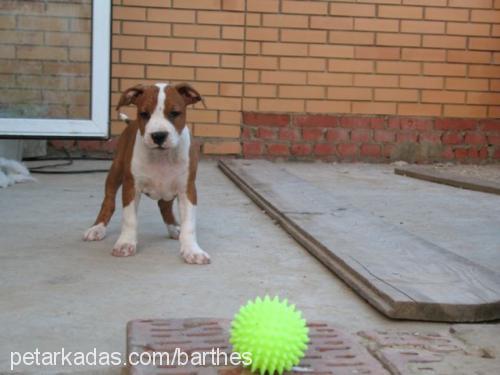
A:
[{"xmin": 230, "ymin": 296, "xmax": 309, "ymax": 375}]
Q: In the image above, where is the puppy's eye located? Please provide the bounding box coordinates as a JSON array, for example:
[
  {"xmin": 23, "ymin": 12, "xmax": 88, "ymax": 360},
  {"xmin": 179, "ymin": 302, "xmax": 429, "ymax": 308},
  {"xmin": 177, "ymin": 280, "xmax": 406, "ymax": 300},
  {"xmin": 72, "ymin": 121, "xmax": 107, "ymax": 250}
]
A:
[
  {"xmin": 140, "ymin": 111, "xmax": 150, "ymax": 120},
  {"xmin": 169, "ymin": 110, "xmax": 181, "ymax": 119}
]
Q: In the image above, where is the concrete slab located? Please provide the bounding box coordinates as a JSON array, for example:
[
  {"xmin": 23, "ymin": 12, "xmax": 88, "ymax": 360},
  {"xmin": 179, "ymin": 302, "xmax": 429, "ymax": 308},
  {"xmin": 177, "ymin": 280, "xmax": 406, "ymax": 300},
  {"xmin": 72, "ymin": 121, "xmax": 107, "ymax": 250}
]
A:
[{"xmin": 0, "ymin": 161, "xmax": 499, "ymax": 374}]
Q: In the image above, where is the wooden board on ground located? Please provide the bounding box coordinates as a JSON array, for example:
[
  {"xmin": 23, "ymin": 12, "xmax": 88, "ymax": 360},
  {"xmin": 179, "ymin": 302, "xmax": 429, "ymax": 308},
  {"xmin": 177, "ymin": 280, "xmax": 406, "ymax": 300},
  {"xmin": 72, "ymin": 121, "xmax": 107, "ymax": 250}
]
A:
[
  {"xmin": 394, "ymin": 165, "xmax": 500, "ymax": 196},
  {"xmin": 218, "ymin": 160, "xmax": 500, "ymax": 322}
]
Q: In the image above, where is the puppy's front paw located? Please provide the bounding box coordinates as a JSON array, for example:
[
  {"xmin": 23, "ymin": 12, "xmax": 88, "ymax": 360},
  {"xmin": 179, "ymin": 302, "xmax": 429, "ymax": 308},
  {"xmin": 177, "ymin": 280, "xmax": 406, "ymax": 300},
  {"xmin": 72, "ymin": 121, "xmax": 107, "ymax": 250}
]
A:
[
  {"xmin": 83, "ymin": 223, "xmax": 106, "ymax": 241},
  {"xmin": 181, "ymin": 244, "xmax": 210, "ymax": 265},
  {"xmin": 112, "ymin": 242, "xmax": 137, "ymax": 257},
  {"xmin": 167, "ymin": 224, "xmax": 180, "ymax": 240}
]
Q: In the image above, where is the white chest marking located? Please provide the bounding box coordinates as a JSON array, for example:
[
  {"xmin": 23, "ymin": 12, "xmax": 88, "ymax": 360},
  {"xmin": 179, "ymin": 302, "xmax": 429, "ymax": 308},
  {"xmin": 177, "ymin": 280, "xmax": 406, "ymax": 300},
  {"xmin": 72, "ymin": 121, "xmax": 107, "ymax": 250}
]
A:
[{"xmin": 131, "ymin": 128, "xmax": 191, "ymax": 201}]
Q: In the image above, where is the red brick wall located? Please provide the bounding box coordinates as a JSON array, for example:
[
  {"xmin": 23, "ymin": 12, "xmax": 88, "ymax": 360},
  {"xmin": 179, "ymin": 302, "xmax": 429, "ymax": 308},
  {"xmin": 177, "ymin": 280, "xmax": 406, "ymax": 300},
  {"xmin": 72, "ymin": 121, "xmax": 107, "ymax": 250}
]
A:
[{"xmin": 242, "ymin": 113, "xmax": 500, "ymax": 162}]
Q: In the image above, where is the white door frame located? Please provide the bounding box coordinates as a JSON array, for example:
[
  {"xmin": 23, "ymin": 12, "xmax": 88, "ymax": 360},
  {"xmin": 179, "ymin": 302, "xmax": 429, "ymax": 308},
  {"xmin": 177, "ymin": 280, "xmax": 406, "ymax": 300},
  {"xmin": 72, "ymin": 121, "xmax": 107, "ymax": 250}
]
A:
[{"xmin": 0, "ymin": 0, "xmax": 111, "ymax": 139}]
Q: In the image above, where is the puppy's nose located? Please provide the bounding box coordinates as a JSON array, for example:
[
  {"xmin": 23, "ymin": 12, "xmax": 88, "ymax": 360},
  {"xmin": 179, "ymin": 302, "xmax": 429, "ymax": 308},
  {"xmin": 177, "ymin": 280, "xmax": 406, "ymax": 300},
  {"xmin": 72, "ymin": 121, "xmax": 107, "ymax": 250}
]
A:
[{"xmin": 151, "ymin": 131, "xmax": 168, "ymax": 146}]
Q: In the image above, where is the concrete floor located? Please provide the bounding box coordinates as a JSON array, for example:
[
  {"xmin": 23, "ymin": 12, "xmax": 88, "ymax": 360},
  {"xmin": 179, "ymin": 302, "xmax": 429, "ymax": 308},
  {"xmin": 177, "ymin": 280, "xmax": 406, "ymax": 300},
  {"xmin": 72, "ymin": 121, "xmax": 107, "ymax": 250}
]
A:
[{"xmin": 0, "ymin": 160, "xmax": 499, "ymax": 374}]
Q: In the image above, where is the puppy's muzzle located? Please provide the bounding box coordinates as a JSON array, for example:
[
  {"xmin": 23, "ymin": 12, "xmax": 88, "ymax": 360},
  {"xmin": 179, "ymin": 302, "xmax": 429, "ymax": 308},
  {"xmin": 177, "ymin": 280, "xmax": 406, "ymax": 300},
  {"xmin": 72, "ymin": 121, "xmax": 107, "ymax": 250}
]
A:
[{"xmin": 151, "ymin": 131, "xmax": 168, "ymax": 146}]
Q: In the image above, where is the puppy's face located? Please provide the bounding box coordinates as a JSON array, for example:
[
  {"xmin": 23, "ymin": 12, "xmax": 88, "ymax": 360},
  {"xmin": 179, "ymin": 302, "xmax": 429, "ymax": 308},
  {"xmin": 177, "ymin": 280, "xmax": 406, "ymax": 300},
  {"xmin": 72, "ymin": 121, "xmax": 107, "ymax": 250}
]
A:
[{"xmin": 116, "ymin": 82, "xmax": 202, "ymax": 150}]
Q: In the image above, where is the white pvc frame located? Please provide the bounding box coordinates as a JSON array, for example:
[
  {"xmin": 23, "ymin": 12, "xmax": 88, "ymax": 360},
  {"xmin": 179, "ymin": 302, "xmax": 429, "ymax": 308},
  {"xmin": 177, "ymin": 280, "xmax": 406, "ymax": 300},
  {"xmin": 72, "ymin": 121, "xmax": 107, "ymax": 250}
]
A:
[{"xmin": 0, "ymin": 0, "xmax": 111, "ymax": 138}]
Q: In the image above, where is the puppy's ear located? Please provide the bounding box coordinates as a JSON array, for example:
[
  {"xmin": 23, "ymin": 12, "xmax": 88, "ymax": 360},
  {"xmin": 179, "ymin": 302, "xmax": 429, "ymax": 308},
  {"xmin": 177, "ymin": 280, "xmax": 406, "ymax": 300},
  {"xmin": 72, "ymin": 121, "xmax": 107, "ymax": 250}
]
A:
[
  {"xmin": 116, "ymin": 84, "xmax": 145, "ymax": 111},
  {"xmin": 175, "ymin": 83, "xmax": 202, "ymax": 106}
]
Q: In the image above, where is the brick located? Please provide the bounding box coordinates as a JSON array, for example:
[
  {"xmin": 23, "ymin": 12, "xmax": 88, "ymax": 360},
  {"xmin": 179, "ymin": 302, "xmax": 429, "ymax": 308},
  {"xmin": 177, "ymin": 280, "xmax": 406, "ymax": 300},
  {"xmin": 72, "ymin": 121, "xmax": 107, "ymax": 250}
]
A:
[
  {"xmin": 330, "ymin": 59, "xmax": 374, "ymax": 73},
  {"xmin": 442, "ymin": 132, "xmax": 464, "ymax": 145},
  {"xmin": 423, "ymin": 35, "xmax": 466, "ymax": 49},
  {"xmin": 353, "ymin": 102, "xmax": 397, "ymax": 115},
  {"xmin": 197, "ymin": 40, "xmax": 243, "ymax": 54},
  {"xmin": 246, "ymin": 56, "xmax": 278, "ymax": 69},
  {"xmin": 204, "ymin": 96, "xmax": 242, "ymax": 110},
  {"xmin": 360, "ymin": 144, "xmax": 382, "ymax": 158},
  {"xmin": 402, "ymin": 48, "xmax": 445, "ymax": 61},
  {"xmin": 198, "ymin": 11, "xmax": 244, "ymax": 25},
  {"xmin": 354, "ymin": 74, "xmax": 398, "ymax": 87},
  {"xmin": 480, "ymin": 120, "xmax": 500, "ymax": 132},
  {"xmin": 328, "ymin": 87, "xmax": 372, "ymax": 101},
  {"xmin": 195, "ymin": 124, "xmax": 239, "ymax": 138},
  {"xmin": 262, "ymin": 42, "xmax": 308, "ymax": 56},
  {"xmin": 303, "ymin": 128, "xmax": 325, "ymax": 141},
  {"xmin": 147, "ymin": 66, "xmax": 194, "ymax": 80},
  {"xmin": 222, "ymin": 26, "xmax": 244, "ymax": 40},
  {"xmin": 330, "ymin": 3, "xmax": 375, "ymax": 17},
  {"xmin": 424, "ymin": 63, "xmax": 466, "ymax": 77},
  {"xmin": 447, "ymin": 22, "xmax": 490, "ymax": 36},
  {"xmin": 222, "ymin": 0, "xmax": 245, "ymax": 11},
  {"xmin": 426, "ymin": 7, "xmax": 468, "ymax": 21},
  {"xmin": 122, "ymin": 21, "xmax": 170, "ymax": 36},
  {"xmin": 263, "ymin": 14, "xmax": 308, "ymax": 28},
  {"xmin": 355, "ymin": 46, "xmax": 400, "ymax": 60},
  {"xmin": 308, "ymin": 73, "xmax": 353, "ymax": 86},
  {"xmin": 311, "ymin": 16, "xmax": 354, "ymax": 30},
  {"xmin": 465, "ymin": 132, "xmax": 487, "ymax": 145},
  {"xmin": 251, "ymin": 83, "xmax": 276, "ymax": 100},
  {"xmin": 419, "ymin": 132, "xmax": 442, "ymax": 143},
  {"xmin": 283, "ymin": 1, "xmax": 328, "ymax": 15},
  {"xmin": 375, "ymin": 88, "xmax": 418, "ymax": 102},
  {"xmin": 203, "ymin": 141, "xmax": 241, "ymax": 154},
  {"xmin": 338, "ymin": 143, "xmax": 358, "ymax": 157},
  {"xmin": 422, "ymin": 90, "xmax": 465, "ymax": 104},
  {"xmin": 397, "ymin": 131, "xmax": 418, "ymax": 143},
  {"xmin": 400, "ymin": 76, "xmax": 443, "ymax": 89},
  {"xmin": 279, "ymin": 86, "xmax": 324, "ymax": 99},
  {"xmin": 259, "ymin": 99, "xmax": 305, "ymax": 113},
  {"xmin": 147, "ymin": 37, "xmax": 195, "ymax": 52},
  {"xmin": 379, "ymin": 5, "xmax": 423, "ymax": 19},
  {"xmin": 219, "ymin": 110, "xmax": 241, "ymax": 124},
  {"xmin": 173, "ymin": 25, "xmax": 220, "ymax": 39},
  {"xmin": 306, "ymin": 100, "xmax": 351, "ymax": 113},
  {"xmin": 444, "ymin": 105, "xmax": 487, "ymax": 118},
  {"xmin": 113, "ymin": 35, "xmax": 145, "ymax": 49},
  {"xmin": 295, "ymin": 114, "xmax": 338, "ymax": 128},
  {"xmin": 0, "ymin": 30, "xmax": 42, "ymax": 45},
  {"xmin": 17, "ymin": 16, "xmax": 68, "ymax": 31},
  {"xmin": 112, "ymin": 64, "xmax": 144, "ymax": 78},
  {"xmin": 281, "ymin": 57, "xmax": 325, "ymax": 71},
  {"xmin": 435, "ymin": 118, "xmax": 477, "ymax": 130},
  {"xmin": 374, "ymin": 130, "xmax": 396, "ymax": 142},
  {"xmin": 246, "ymin": 28, "xmax": 279, "ymax": 41},
  {"xmin": 377, "ymin": 33, "xmax": 421, "ymax": 47},
  {"xmin": 398, "ymin": 118, "xmax": 434, "ymax": 131},
  {"xmin": 187, "ymin": 110, "xmax": 218, "ymax": 123},
  {"xmin": 377, "ymin": 61, "xmax": 420, "ymax": 74},
  {"xmin": 197, "ymin": 68, "xmax": 242, "ymax": 82},
  {"xmin": 468, "ymin": 92, "xmax": 500, "ymax": 105},
  {"xmin": 221, "ymin": 55, "xmax": 244, "ymax": 68},
  {"xmin": 17, "ymin": 46, "xmax": 67, "ymax": 60},
  {"xmin": 399, "ymin": 103, "xmax": 441, "ymax": 116},
  {"xmin": 327, "ymin": 128, "xmax": 349, "ymax": 142},
  {"xmin": 261, "ymin": 71, "xmax": 306, "ymax": 84},
  {"xmin": 247, "ymin": 0, "xmax": 279, "ymax": 12},
  {"xmin": 447, "ymin": 50, "xmax": 491, "ymax": 64},
  {"xmin": 310, "ymin": 45, "xmax": 355, "ymax": 59},
  {"xmin": 173, "ymin": 0, "xmax": 220, "ymax": 9},
  {"xmin": 469, "ymin": 65, "xmax": 500, "ymax": 78},
  {"xmin": 0, "ymin": 46, "xmax": 15, "ymax": 59},
  {"xmin": 122, "ymin": 50, "xmax": 169, "ymax": 64},
  {"xmin": 0, "ymin": 15, "xmax": 16, "ymax": 29},
  {"xmin": 257, "ymin": 127, "xmax": 276, "ymax": 139},
  {"xmin": 45, "ymin": 32, "xmax": 90, "ymax": 47},
  {"xmin": 314, "ymin": 143, "xmax": 336, "ymax": 156},
  {"xmin": 355, "ymin": 18, "xmax": 399, "ymax": 32},
  {"xmin": 401, "ymin": 20, "xmax": 444, "ymax": 34},
  {"xmin": 330, "ymin": 31, "xmax": 374, "ymax": 45},
  {"xmin": 282, "ymin": 29, "xmax": 327, "ymax": 43},
  {"xmin": 351, "ymin": 129, "xmax": 372, "ymax": 142},
  {"xmin": 449, "ymin": 0, "xmax": 493, "ymax": 8},
  {"xmin": 446, "ymin": 78, "xmax": 489, "ymax": 91},
  {"xmin": 340, "ymin": 116, "xmax": 370, "ymax": 128},
  {"xmin": 470, "ymin": 38, "xmax": 500, "ymax": 51},
  {"xmin": 123, "ymin": 0, "xmax": 171, "ymax": 6},
  {"xmin": 471, "ymin": 10, "xmax": 500, "ymax": 22},
  {"xmin": 267, "ymin": 143, "xmax": 289, "ymax": 156},
  {"xmin": 114, "ymin": 6, "xmax": 146, "ymax": 20},
  {"xmin": 147, "ymin": 9, "xmax": 195, "ymax": 23},
  {"xmin": 291, "ymin": 143, "xmax": 313, "ymax": 156},
  {"xmin": 220, "ymin": 83, "xmax": 242, "ymax": 96},
  {"xmin": 243, "ymin": 141, "xmax": 263, "ymax": 155},
  {"xmin": 279, "ymin": 128, "xmax": 299, "ymax": 141},
  {"xmin": 243, "ymin": 112, "xmax": 290, "ymax": 127},
  {"xmin": 172, "ymin": 53, "xmax": 219, "ymax": 67}
]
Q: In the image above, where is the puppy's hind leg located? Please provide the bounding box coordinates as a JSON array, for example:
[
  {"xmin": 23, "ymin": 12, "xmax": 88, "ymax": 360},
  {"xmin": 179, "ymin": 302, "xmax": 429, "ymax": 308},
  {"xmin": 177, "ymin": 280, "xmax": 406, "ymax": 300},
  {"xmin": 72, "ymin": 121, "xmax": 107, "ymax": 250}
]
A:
[
  {"xmin": 83, "ymin": 162, "xmax": 122, "ymax": 241},
  {"xmin": 158, "ymin": 198, "xmax": 180, "ymax": 240}
]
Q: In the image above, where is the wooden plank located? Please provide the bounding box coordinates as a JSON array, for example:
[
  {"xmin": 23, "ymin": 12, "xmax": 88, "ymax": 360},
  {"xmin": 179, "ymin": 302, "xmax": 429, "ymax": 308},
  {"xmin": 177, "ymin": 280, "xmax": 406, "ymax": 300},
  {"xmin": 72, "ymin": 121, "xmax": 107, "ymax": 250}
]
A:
[
  {"xmin": 218, "ymin": 160, "xmax": 500, "ymax": 322},
  {"xmin": 394, "ymin": 166, "xmax": 500, "ymax": 196}
]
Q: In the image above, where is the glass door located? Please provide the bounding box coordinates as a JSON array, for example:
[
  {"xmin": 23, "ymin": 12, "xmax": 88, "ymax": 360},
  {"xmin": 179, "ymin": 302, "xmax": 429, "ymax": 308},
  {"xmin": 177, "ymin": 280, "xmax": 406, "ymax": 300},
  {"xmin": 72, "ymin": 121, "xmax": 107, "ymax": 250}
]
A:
[{"xmin": 0, "ymin": 0, "xmax": 111, "ymax": 138}]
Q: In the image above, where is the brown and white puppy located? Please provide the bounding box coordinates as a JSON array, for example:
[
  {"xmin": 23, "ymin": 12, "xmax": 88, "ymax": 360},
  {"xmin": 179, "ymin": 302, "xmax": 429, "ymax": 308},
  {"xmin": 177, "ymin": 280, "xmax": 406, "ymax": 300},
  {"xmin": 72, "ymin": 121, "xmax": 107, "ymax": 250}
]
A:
[{"xmin": 83, "ymin": 82, "xmax": 210, "ymax": 265}]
